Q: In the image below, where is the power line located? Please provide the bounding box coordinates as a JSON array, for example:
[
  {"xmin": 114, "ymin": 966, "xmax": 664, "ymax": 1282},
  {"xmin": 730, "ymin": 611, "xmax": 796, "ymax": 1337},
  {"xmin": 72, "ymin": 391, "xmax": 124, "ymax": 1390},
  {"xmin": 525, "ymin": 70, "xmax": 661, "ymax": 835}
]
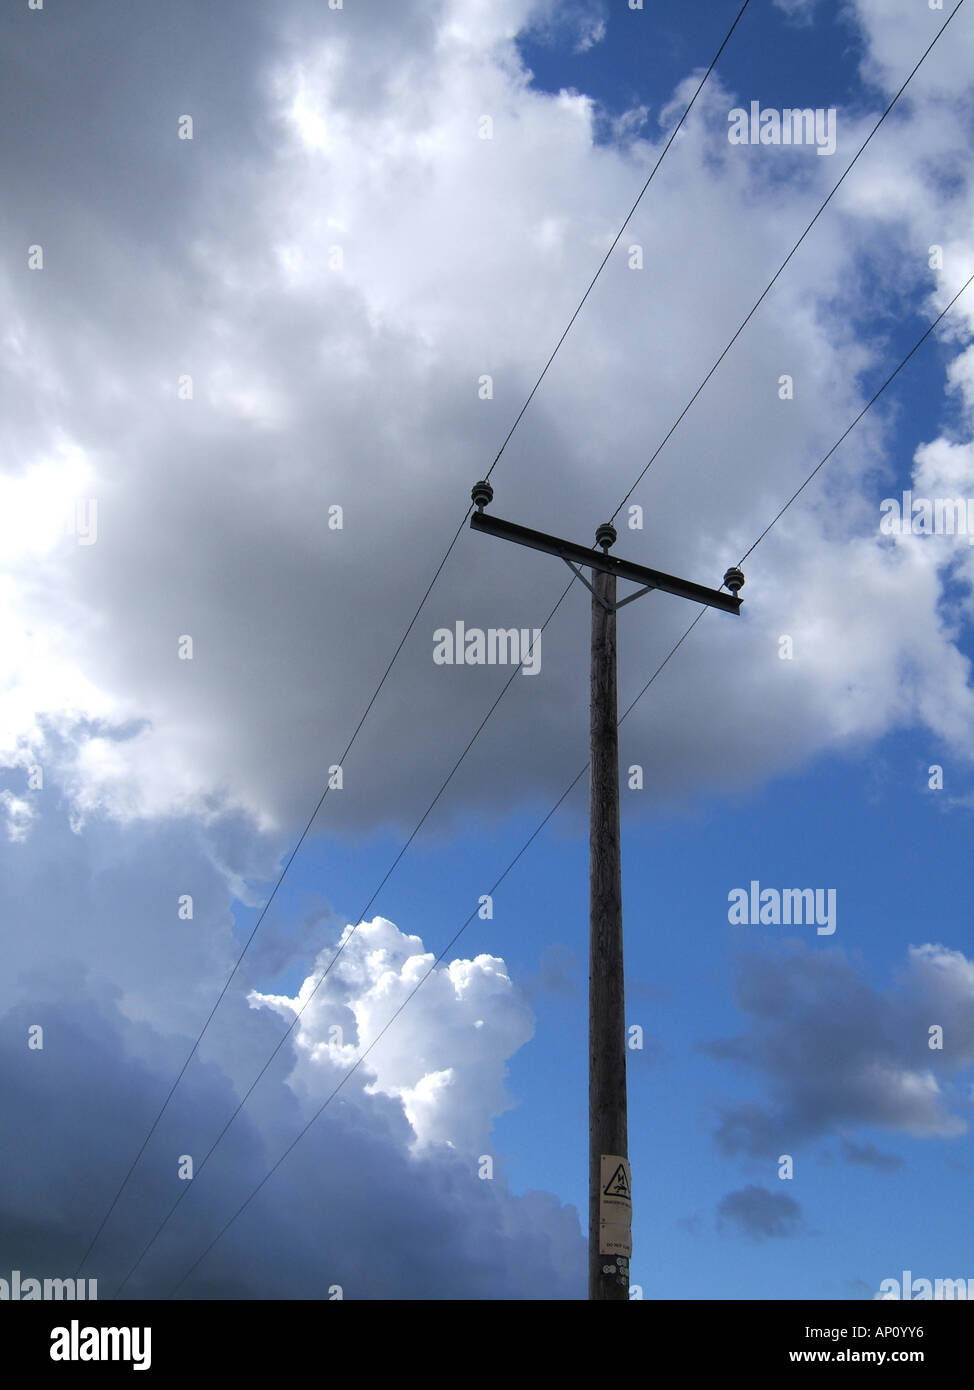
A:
[
  {"xmin": 104, "ymin": 2, "xmax": 963, "ymax": 1290},
  {"xmin": 73, "ymin": 508, "xmax": 472, "ymax": 1273},
  {"xmin": 160, "ymin": 258, "xmax": 974, "ymax": 1305},
  {"xmin": 610, "ymin": 0, "xmax": 966, "ymax": 524},
  {"xmin": 74, "ymin": 5, "xmax": 749, "ymax": 1278},
  {"xmin": 739, "ymin": 270, "xmax": 974, "ymax": 565},
  {"xmin": 110, "ymin": 585, "xmax": 575, "ymax": 1297},
  {"xmin": 167, "ymin": 764, "xmax": 590, "ymax": 1301},
  {"xmin": 484, "ymin": 0, "xmax": 752, "ymax": 480}
]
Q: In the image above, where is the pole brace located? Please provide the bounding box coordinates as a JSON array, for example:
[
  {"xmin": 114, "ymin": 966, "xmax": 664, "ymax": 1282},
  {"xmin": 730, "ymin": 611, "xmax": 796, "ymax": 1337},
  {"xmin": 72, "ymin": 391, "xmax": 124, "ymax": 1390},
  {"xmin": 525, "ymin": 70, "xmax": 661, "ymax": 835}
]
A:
[{"xmin": 562, "ymin": 558, "xmax": 655, "ymax": 613}]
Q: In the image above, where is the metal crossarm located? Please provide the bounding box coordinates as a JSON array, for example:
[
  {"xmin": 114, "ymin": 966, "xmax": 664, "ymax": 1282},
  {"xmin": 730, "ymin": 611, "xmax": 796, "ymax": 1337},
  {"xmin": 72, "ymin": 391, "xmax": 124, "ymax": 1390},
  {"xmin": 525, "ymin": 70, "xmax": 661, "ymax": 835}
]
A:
[{"xmin": 470, "ymin": 510, "xmax": 741, "ymax": 614}]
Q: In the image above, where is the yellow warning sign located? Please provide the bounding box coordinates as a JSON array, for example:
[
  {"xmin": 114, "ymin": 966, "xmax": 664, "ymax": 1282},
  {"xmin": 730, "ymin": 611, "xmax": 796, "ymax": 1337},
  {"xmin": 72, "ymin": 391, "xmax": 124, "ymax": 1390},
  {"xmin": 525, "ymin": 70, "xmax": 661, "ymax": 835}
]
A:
[{"xmin": 599, "ymin": 1154, "xmax": 632, "ymax": 1257}]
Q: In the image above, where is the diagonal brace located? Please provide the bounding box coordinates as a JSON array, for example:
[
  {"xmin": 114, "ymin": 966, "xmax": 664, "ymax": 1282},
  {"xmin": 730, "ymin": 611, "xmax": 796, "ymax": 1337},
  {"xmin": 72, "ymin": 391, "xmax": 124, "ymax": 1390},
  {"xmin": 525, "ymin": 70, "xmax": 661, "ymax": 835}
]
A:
[{"xmin": 562, "ymin": 558, "xmax": 655, "ymax": 613}]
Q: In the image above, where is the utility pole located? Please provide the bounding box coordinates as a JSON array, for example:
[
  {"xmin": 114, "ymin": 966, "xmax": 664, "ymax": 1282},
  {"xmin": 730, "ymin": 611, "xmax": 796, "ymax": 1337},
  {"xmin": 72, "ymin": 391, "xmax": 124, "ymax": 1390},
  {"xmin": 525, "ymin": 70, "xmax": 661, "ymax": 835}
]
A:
[{"xmin": 469, "ymin": 481, "xmax": 744, "ymax": 1301}]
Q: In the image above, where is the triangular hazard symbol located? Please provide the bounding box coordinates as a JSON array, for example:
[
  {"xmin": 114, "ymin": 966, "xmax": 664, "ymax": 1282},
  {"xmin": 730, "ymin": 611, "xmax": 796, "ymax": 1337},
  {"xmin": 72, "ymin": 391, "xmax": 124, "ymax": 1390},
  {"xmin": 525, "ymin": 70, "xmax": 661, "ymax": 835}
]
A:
[{"xmin": 603, "ymin": 1163, "xmax": 630, "ymax": 1199}]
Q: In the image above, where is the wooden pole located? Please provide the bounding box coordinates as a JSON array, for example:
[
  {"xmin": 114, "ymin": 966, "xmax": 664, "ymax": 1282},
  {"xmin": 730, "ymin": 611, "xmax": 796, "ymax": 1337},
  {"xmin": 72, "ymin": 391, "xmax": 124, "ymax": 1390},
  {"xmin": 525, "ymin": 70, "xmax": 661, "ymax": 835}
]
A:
[
  {"xmin": 467, "ymin": 488, "xmax": 743, "ymax": 1301},
  {"xmin": 589, "ymin": 566, "xmax": 630, "ymax": 1300}
]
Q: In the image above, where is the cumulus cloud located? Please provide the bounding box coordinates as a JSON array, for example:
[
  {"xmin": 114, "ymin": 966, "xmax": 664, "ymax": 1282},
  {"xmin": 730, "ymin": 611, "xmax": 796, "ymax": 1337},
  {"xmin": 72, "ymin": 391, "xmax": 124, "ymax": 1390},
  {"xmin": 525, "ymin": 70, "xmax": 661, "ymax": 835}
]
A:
[
  {"xmin": 249, "ymin": 915, "xmax": 535, "ymax": 1155},
  {"xmin": 703, "ymin": 943, "xmax": 974, "ymax": 1156}
]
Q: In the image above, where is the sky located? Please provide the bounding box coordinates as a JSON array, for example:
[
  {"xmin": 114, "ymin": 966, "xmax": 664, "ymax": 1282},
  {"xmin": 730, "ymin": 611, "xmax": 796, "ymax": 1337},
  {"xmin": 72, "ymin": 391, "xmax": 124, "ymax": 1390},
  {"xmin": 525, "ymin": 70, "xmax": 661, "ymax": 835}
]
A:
[{"xmin": 2, "ymin": 0, "xmax": 974, "ymax": 1301}]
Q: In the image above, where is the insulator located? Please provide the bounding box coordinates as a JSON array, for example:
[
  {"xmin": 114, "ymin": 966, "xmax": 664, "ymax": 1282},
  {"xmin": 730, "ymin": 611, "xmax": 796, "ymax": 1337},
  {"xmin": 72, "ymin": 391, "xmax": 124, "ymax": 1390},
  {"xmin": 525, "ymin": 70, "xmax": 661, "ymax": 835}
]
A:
[{"xmin": 470, "ymin": 480, "xmax": 494, "ymax": 510}]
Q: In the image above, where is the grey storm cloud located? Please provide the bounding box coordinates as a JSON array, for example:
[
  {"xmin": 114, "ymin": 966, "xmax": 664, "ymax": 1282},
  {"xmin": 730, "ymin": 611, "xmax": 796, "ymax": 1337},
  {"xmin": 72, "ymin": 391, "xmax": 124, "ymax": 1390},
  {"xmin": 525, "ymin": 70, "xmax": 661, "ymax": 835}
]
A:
[
  {"xmin": 0, "ymin": 781, "xmax": 584, "ymax": 1300},
  {"xmin": 0, "ymin": 982, "xmax": 585, "ymax": 1299},
  {"xmin": 701, "ymin": 942, "xmax": 974, "ymax": 1157},
  {"xmin": 0, "ymin": 806, "xmax": 584, "ymax": 1299},
  {"xmin": 715, "ymin": 1185, "xmax": 805, "ymax": 1242}
]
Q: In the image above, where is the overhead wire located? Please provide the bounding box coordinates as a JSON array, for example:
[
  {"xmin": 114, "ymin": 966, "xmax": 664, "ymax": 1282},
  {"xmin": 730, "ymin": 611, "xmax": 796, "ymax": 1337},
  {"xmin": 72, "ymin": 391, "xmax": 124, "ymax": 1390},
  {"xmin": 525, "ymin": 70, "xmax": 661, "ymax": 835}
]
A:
[
  {"xmin": 165, "ymin": 267, "xmax": 973, "ymax": 1296},
  {"xmin": 110, "ymin": 581, "xmax": 575, "ymax": 1297},
  {"xmin": 610, "ymin": 0, "xmax": 967, "ymax": 524},
  {"xmin": 75, "ymin": 1, "xmax": 752, "ymax": 1279},
  {"xmin": 102, "ymin": 0, "xmax": 966, "ymax": 1293}
]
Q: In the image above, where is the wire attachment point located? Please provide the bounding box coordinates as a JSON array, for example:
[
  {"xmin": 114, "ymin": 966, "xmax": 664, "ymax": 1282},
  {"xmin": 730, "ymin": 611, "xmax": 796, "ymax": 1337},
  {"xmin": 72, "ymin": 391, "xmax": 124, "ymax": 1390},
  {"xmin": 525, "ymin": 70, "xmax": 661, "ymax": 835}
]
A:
[{"xmin": 595, "ymin": 522, "xmax": 617, "ymax": 552}]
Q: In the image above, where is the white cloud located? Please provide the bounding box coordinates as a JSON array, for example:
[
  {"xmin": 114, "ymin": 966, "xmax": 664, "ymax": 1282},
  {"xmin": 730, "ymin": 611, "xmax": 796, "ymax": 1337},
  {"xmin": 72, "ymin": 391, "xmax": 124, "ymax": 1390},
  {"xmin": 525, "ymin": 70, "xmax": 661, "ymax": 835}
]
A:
[
  {"xmin": 250, "ymin": 915, "xmax": 535, "ymax": 1154},
  {"xmin": 575, "ymin": 17, "xmax": 606, "ymax": 54},
  {"xmin": 852, "ymin": 0, "xmax": 970, "ymax": 97},
  {"xmin": 0, "ymin": 790, "xmax": 35, "ymax": 843}
]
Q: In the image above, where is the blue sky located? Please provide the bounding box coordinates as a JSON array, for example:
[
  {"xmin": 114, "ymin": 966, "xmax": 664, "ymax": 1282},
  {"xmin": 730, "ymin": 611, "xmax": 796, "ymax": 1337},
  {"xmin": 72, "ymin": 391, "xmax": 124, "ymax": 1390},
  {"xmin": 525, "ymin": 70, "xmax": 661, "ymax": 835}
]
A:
[
  {"xmin": 2, "ymin": 0, "xmax": 974, "ymax": 1301},
  {"xmin": 519, "ymin": 0, "xmax": 868, "ymax": 127},
  {"xmin": 265, "ymin": 709, "xmax": 974, "ymax": 1298}
]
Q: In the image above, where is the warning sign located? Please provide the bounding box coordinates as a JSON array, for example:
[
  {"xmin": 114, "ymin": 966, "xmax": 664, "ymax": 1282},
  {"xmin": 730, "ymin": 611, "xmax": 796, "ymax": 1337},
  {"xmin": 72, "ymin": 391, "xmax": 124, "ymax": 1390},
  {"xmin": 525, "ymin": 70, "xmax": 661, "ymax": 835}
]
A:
[
  {"xmin": 603, "ymin": 1163, "xmax": 630, "ymax": 1200},
  {"xmin": 599, "ymin": 1154, "xmax": 632, "ymax": 1257}
]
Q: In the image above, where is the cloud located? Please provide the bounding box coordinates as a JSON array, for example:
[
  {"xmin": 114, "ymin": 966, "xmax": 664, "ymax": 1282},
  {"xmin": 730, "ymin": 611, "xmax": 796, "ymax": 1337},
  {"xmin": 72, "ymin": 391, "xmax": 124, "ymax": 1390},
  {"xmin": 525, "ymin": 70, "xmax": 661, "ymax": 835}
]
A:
[
  {"xmin": 0, "ymin": 903, "xmax": 582, "ymax": 1299},
  {"xmin": 703, "ymin": 943, "xmax": 974, "ymax": 1157},
  {"xmin": 574, "ymin": 18, "xmax": 606, "ymax": 54},
  {"xmin": 716, "ymin": 1185, "xmax": 806, "ymax": 1241},
  {"xmin": 0, "ymin": 770, "xmax": 583, "ymax": 1300},
  {"xmin": 524, "ymin": 0, "xmax": 608, "ymax": 55},
  {"xmin": 0, "ymin": 790, "xmax": 35, "ymax": 843},
  {"xmin": 2, "ymin": 0, "xmax": 974, "ymax": 1303},
  {"xmin": 249, "ymin": 915, "xmax": 535, "ymax": 1156},
  {"xmin": 838, "ymin": 1137, "xmax": 904, "ymax": 1171},
  {"xmin": 0, "ymin": 0, "xmax": 972, "ymax": 854},
  {"xmin": 851, "ymin": 0, "xmax": 971, "ymax": 98}
]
